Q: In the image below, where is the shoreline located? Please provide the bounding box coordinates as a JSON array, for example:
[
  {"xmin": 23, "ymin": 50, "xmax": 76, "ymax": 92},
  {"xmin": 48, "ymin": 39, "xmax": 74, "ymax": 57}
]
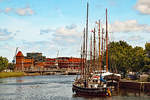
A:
[
  {"xmin": 0, "ymin": 72, "xmax": 25, "ymax": 78},
  {"xmin": 0, "ymin": 72, "xmax": 41, "ymax": 79},
  {"xmin": 0, "ymin": 71, "xmax": 78, "ymax": 79}
]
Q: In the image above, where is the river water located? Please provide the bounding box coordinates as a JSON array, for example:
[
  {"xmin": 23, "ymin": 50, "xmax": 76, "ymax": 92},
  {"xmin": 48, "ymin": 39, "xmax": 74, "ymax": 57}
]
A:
[{"xmin": 0, "ymin": 75, "xmax": 150, "ymax": 100}]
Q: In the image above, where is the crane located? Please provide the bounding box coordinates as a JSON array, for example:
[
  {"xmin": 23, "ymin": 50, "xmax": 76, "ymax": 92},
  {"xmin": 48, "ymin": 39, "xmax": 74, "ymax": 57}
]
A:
[{"xmin": 12, "ymin": 47, "xmax": 19, "ymax": 64}]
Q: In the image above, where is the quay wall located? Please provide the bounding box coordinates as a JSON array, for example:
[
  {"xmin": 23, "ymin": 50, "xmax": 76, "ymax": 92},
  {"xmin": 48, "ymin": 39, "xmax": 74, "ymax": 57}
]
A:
[{"xmin": 119, "ymin": 81, "xmax": 150, "ymax": 92}]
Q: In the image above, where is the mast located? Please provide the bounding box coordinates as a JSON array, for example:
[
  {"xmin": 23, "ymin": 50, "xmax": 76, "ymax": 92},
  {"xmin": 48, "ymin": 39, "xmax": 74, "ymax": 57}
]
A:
[
  {"xmin": 98, "ymin": 20, "xmax": 101, "ymax": 72},
  {"xmin": 80, "ymin": 45, "xmax": 83, "ymax": 78},
  {"xmin": 101, "ymin": 28, "xmax": 104, "ymax": 71},
  {"xmin": 86, "ymin": 2, "xmax": 89, "ymax": 60},
  {"xmin": 106, "ymin": 8, "xmax": 108, "ymax": 72},
  {"xmin": 93, "ymin": 28, "xmax": 96, "ymax": 72},
  {"xmin": 83, "ymin": 28, "xmax": 86, "ymax": 78},
  {"xmin": 90, "ymin": 35, "xmax": 93, "ymax": 73},
  {"xmin": 85, "ymin": 2, "xmax": 89, "ymax": 75}
]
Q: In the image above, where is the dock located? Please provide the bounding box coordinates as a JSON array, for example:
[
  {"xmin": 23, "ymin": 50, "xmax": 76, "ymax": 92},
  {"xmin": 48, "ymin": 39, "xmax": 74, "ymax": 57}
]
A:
[{"xmin": 119, "ymin": 79, "xmax": 150, "ymax": 92}]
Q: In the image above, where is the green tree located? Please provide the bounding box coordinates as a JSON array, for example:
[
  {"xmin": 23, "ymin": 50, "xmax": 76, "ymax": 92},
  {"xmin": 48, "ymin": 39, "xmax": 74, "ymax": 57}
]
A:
[
  {"xmin": 7, "ymin": 63, "xmax": 14, "ymax": 71},
  {"xmin": 99, "ymin": 41, "xmax": 150, "ymax": 75},
  {"xmin": 145, "ymin": 43, "xmax": 150, "ymax": 57},
  {"xmin": 130, "ymin": 46, "xmax": 145, "ymax": 72},
  {"xmin": 105, "ymin": 41, "xmax": 146, "ymax": 77},
  {"xmin": 0, "ymin": 56, "xmax": 9, "ymax": 72},
  {"xmin": 107, "ymin": 41, "xmax": 132, "ymax": 75},
  {"xmin": 143, "ymin": 43, "xmax": 150, "ymax": 72}
]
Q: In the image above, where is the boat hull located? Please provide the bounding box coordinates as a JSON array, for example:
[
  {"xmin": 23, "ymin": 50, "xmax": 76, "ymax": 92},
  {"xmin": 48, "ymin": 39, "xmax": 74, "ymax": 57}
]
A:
[{"xmin": 72, "ymin": 84, "xmax": 110, "ymax": 97}]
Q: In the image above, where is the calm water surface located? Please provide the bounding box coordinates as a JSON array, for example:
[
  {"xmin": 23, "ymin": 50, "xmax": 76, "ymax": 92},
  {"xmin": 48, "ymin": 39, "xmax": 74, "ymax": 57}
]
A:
[{"xmin": 0, "ymin": 75, "xmax": 150, "ymax": 100}]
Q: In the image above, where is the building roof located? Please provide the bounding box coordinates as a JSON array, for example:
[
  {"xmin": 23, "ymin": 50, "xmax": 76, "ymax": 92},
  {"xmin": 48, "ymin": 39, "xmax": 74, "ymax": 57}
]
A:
[
  {"xmin": 46, "ymin": 58, "xmax": 56, "ymax": 61},
  {"xmin": 16, "ymin": 51, "xmax": 24, "ymax": 57}
]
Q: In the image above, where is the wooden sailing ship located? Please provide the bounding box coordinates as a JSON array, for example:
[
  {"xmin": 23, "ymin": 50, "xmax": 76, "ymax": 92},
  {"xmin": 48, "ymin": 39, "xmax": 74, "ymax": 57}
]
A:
[{"xmin": 72, "ymin": 2, "xmax": 120, "ymax": 97}]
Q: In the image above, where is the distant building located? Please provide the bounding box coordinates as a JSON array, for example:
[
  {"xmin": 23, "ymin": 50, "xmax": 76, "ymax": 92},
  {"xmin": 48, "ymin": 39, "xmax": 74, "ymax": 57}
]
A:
[
  {"xmin": 45, "ymin": 58, "xmax": 58, "ymax": 69},
  {"xmin": 15, "ymin": 51, "xmax": 82, "ymax": 71},
  {"xmin": 15, "ymin": 51, "xmax": 34, "ymax": 71},
  {"xmin": 57, "ymin": 57, "xmax": 82, "ymax": 69},
  {"xmin": 25, "ymin": 52, "xmax": 46, "ymax": 62}
]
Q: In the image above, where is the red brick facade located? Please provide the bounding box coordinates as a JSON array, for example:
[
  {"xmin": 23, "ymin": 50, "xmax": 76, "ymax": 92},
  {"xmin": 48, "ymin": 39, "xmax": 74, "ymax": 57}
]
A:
[
  {"xmin": 15, "ymin": 51, "xmax": 34, "ymax": 71},
  {"xmin": 15, "ymin": 51, "xmax": 82, "ymax": 71}
]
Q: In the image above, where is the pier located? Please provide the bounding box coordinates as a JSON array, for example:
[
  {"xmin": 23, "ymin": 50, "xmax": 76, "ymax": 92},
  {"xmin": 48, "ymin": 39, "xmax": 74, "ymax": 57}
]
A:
[{"xmin": 119, "ymin": 79, "xmax": 150, "ymax": 92}]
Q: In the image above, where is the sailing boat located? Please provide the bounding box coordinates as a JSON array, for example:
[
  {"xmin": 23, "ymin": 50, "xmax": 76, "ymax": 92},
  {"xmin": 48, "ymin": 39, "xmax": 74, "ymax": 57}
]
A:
[{"xmin": 72, "ymin": 3, "xmax": 116, "ymax": 97}]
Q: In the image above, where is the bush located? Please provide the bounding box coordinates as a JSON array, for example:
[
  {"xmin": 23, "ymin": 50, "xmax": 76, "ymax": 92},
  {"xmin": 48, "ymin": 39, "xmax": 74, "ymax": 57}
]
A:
[{"xmin": 0, "ymin": 56, "xmax": 8, "ymax": 72}]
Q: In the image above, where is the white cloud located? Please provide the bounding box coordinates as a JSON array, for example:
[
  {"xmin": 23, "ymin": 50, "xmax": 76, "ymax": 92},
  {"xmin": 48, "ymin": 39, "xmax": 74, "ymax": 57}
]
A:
[
  {"xmin": 40, "ymin": 24, "xmax": 81, "ymax": 43},
  {"xmin": 128, "ymin": 35, "xmax": 143, "ymax": 41},
  {"xmin": 0, "ymin": 28, "xmax": 15, "ymax": 41},
  {"xmin": 55, "ymin": 24, "xmax": 80, "ymax": 36},
  {"xmin": 0, "ymin": 36, "xmax": 13, "ymax": 41},
  {"xmin": 66, "ymin": 24, "xmax": 77, "ymax": 30},
  {"xmin": 135, "ymin": 0, "xmax": 150, "ymax": 14},
  {"xmin": 111, "ymin": 20, "xmax": 150, "ymax": 33},
  {"xmin": 40, "ymin": 29, "xmax": 54, "ymax": 35},
  {"xmin": 16, "ymin": 6, "xmax": 34, "ymax": 16},
  {"xmin": 0, "ymin": 6, "xmax": 34, "ymax": 16},
  {"xmin": 0, "ymin": 28, "xmax": 11, "ymax": 35},
  {"xmin": 5, "ymin": 8, "xmax": 12, "ymax": 13}
]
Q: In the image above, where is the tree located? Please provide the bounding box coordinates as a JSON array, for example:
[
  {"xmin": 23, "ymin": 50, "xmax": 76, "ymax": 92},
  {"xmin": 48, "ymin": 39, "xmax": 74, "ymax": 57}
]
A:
[
  {"xmin": 0, "ymin": 56, "xmax": 9, "ymax": 72},
  {"xmin": 107, "ymin": 41, "xmax": 132, "ymax": 75},
  {"xmin": 143, "ymin": 43, "xmax": 150, "ymax": 72},
  {"xmin": 7, "ymin": 63, "xmax": 14, "ymax": 71},
  {"xmin": 145, "ymin": 43, "xmax": 150, "ymax": 57},
  {"xmin": 101, "ymin": 41, "xmax": 150, "ymax": 75},
  {"xmin": 130, "ymin": 46, "xmax": 145, "ymax": 72}
]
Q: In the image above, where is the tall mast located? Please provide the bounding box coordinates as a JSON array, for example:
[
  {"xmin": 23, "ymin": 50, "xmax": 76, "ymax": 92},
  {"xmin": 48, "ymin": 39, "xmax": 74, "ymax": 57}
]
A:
[
  {"xmin": 98, "ymin": 20, "xmax": 101, "ymax": 72},
  {"xmin": 80, "ymin": 45, "xmax": 83, "ymax": 78},
  {"xmin": 101, "ymin": 28, "xmax": 104, "ymax": 71},
  {"xmin": 106, "ymin": 8, "xmax": 108, "ymax": 72},
  {"xmin": 90, "ymin": 35, "xmax": 93, "ymax": 73},
  {"xmin": 93, "ymin": 28, "xmax": 96, "ymax": 72},
  {"xmin": 85, "ymin": 2, "xmax": 89, "ymax": 78},
  {"xmin": 86, "ymin": 2, "xmax": 89, "ymax": 60},
  {"xmin": 83, "ymin": 28, "xmax": 86, "ymax": 78}
]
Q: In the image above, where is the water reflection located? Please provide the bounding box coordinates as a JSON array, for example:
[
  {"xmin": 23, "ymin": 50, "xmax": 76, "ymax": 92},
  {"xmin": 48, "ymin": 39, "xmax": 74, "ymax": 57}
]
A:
[
  {"xmin": 0, "ymin": 75, "xmax": 150, "ymax": 100},
  {"xmin": 16, "ymin": 77, "xmax": 24, "ymax": 83}
]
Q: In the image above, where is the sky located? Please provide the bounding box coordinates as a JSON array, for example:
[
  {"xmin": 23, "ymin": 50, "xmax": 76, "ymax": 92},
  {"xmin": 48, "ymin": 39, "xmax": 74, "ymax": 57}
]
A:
[{"xmin": 0, "ymin": 0, "xmax": 150, "ymax": 62}]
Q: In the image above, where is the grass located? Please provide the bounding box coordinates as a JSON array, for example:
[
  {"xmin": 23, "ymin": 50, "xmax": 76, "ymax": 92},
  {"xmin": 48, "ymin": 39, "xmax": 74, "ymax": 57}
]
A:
[{"xmin": 0, "ymin": 72, "xmax": 25, "ymax": 78}]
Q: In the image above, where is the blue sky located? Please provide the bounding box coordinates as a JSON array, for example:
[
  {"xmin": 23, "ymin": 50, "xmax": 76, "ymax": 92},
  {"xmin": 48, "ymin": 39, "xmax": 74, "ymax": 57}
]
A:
[{"xmin": 0, "ymin": 0, "xmax": 150, "ymax": 61}]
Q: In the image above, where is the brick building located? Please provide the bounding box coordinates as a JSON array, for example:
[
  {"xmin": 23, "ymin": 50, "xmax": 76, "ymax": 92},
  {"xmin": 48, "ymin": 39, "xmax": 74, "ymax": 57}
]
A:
[
  {"xmin": 15, "ymin": 51, "xmax": 34, "ymax": 71},
  {"xmin": 45, "ymin": 58, "xmax": 58, "ymax": 69},
  {"xmin": 15, "ymin": 51, "xmax": 82, "ymax": 71},
  {"xmin": 57, "ymin": 57, "xmax": 82, "ymax": 69}
]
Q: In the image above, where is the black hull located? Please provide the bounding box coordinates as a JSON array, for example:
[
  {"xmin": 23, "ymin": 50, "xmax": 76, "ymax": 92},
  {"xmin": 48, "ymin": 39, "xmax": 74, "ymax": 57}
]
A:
[{"xmin": 72, "ymin": 84, "xmax": 110, "ymax": 97}]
